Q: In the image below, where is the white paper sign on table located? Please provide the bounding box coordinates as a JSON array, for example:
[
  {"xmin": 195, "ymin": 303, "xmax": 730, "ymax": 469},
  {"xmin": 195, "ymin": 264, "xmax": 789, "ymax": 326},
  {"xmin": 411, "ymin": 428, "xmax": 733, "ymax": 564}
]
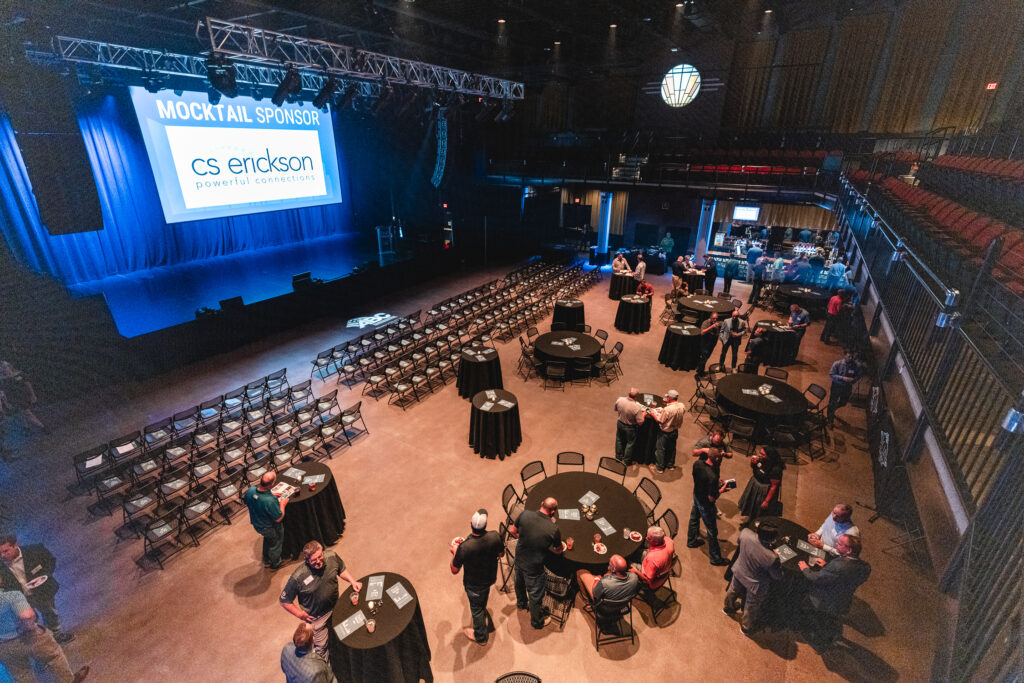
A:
[
  {"xmin": 594, "ymin": 517, "xmax": 616, "ymax": 535},
  {"xmin": 386, "ymin": 582, "xmax": 414, "ymax": 609},
  {"xmin": 334, "ymin": 610, "xmax": 367, "ymax": 640},
  {"xmin": 558, "ymin": 508, "xmax": 581, "ymax": 520},
  {"xmin": 366, "ymin": 575, "xmax": 386, "ymax": 601},
  {"xmin": 578, "ymin": 491, "xmax": 600, "ymax": 506}
]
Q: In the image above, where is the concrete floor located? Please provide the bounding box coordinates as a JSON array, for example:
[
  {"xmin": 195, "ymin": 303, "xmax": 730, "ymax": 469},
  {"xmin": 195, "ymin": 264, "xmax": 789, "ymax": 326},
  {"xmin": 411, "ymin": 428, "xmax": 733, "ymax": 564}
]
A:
[{"xmin": 0, "ymin": 261, "xmax": 942, "ymax": 683}]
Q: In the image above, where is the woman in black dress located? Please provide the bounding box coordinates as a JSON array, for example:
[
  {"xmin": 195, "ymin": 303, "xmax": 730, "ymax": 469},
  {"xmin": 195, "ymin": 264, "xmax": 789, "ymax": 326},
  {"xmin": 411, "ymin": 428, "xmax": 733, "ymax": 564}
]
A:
[{"xmin": 738, "ymin": 445, "xmax": 784, "ymax": 521}]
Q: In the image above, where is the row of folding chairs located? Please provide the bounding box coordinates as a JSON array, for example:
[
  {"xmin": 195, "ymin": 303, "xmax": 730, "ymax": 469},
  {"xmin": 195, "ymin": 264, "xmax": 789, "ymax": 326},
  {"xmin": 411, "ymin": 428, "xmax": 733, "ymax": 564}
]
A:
[{"xmin": 310, "ymin": 312, "xmax": 421, "ymax": 380}]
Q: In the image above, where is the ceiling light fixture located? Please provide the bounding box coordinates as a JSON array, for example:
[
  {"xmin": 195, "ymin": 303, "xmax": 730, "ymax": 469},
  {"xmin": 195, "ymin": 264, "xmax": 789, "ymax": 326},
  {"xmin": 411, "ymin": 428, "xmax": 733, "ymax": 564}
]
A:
[
  {"xmin": 764, "ymin": 8, "xmax": 773, "ymax": 13},
  {"xmin": 554, "ymin": 41, "xmax": 561, "ymax": 45},
  {"xmin": 609, "ymin": 23, "xmax": 617, "ymax": 28},
  {"xmin": 497, "ymin": 18, "xmax": 506, "ymax": 23}
]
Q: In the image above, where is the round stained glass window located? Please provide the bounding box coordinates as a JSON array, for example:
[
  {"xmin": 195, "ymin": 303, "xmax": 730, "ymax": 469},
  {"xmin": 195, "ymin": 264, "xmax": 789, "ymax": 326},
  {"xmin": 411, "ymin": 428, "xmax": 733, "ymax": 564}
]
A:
[{"xmin": 661, "ymin": 64, "xmax": 701, "ymax": 108}]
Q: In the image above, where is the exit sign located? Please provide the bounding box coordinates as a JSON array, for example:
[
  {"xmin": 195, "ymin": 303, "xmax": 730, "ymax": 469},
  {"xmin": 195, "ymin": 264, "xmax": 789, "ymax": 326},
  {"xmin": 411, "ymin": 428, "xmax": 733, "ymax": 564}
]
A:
[{"xmin": 986, "ymin": 82, "xmax": 998, "ymax": 90}]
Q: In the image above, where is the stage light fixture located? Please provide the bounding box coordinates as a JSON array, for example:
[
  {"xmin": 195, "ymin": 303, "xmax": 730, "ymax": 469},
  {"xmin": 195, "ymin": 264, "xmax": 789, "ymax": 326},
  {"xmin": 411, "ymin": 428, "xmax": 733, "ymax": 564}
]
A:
[
  {"xmin": 271, "ymin": 67, "xmax": 302, "ymax": 106},
  {"xmin": 372, "ymin": 81, "xmax": 394, "ymax": 113},
  {"xmin": 207, "ymin": 87, "xmax": 222, "ymax": 105},
  {"xmin": 336, "ymin": 83, "xmax": 357, "ymax": 110},
  {"xmin": 498, "ymin": 18, "xmax": 506, "ymax": 23},
  {"xmin": 474, "ymin": 98, "xmax": 497, "ymax": 121},
  {"xmin": 313, "ymin": 76, "xmax": 339, "ymax": 109},
  {"xmin": 609, "ymin": 23, "xmax": 617, "ymax": 28},
  {"xmin": 494, "ymin": 98, "xmax": 514, "ymax": 122},
  {"xmin": 206, "ymin": 53, "xmax": 237, "ymax": 98}
]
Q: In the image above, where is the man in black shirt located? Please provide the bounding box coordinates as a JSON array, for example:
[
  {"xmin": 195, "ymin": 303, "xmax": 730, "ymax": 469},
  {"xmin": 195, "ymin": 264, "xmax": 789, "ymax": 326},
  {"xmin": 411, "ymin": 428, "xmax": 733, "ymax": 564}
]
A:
[
  {"xmin": 696, "ymin": 313, "xmax": 721, "ymax": 376},
  {"xmin": 686, "ymin": 449, "xmax": 730, "ymax": 566},
  {"xmin": 450, "ymin": 509, "xmax": 504, "ymax": 644},
  {"xmin": 509, "ymin": 498, "xmax": 563, "ymax": 629}
]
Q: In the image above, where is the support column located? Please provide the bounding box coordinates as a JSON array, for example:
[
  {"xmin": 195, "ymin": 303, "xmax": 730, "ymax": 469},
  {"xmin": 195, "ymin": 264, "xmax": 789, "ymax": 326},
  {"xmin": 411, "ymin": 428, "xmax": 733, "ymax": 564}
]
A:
[
  {"xmin": 695, "ymin": 198, "xmax": 716, "ymax": 264},
  {"xmin": 597, "ymin": 191, "xmax": 613, "ymax": 256}
]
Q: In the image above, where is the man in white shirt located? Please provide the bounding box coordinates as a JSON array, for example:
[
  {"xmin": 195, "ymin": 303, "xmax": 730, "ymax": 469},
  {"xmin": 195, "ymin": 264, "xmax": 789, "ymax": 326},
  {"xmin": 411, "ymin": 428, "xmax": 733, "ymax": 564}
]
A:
[{"xmin": 808, "ymin": 503, "xmax": 860, "ymax": 555}]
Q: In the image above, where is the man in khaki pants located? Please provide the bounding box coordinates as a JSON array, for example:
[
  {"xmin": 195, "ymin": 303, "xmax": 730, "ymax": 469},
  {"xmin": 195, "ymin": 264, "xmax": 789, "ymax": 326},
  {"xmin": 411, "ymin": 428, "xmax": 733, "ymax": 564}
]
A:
[{"xmin": 0, "ymin": 578, "xmax": 88, "ymax": 682}]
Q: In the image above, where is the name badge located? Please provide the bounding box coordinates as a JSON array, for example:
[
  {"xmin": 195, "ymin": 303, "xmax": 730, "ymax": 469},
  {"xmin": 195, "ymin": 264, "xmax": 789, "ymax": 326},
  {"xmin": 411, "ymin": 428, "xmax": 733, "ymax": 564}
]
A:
[
  {"xmin": 303, "ymin": 574, "xmax": 315, "ymax": 586},
  {"xmin": 32, "ymin": 565, "xmax": 43, "ymax": 574}
]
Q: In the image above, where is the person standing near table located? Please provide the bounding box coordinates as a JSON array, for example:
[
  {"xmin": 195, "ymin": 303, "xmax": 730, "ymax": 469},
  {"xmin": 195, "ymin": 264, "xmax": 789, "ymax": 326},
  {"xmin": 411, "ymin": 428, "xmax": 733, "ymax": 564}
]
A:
[
  {"xmin": 723, "ymin": 522, "xmax": 783, "ymax": 635},
  {"xmin": 737, "ymin": 446, "xmax": 784, "ymax": 521},
  {"xmin": 825, "ymin": 258, "xmax": 847, "ymax": 291},
  {"xmin": 770, "ymin": 253, "xmax": 786, "ymax": 282},
  {"xmin": 798, "ymin": 534, "xmax": 871, "ymax": 648},
  {"xmin": 633, "ymin": 253, "xmax": 647, "ymax": 283},
  {"xmin": 636, "ymin": 281, "xmax": 654, "ymax": 300},
  {"xmin": 612, "ymin": 252, "xmax": 629, "ymax": 274},
  {"xmin": 744, "ymin": 326, "xmax": 768, "ymax": 373},
  {"xmin": 509, "ymin": 498, "xmax": 563, "ymax": 630},
  {"xmin": 651, "ymin": 390, "xmax": 687, "ymax": 474},
  {"xmin": 686, "ymin": 448, "xmax": 730, "ymax": 566},
  {"xmin": 696, "ymin": 313, "xmax": 721, "ymax": 376},
  {"xmin": 671, "ymin": 256, "xmax": 687, "ymax": 295},
  {"xmin": 747, "ymin": 256, "xmax": 768, "ymax": 305},
  {"xmin": 613, "ymin": 389, "xmax": 647, "ymax": 466},
  {"xmin": 692, "ymin": 426, "xmax": 733, "ymax": 460},
  {"xmin": 243, "ymin": 471, "xmax": 289, "ymax": 570},
  {"xmin": 631, "ymin": 526, "xmax": 675, "ymax": 591},
  {"xmin": 808, "ymin": 504, "xmax": 861, "ymax": 556},
  {"xmin": 820, "ymin": 291, "xmax": 846, "ymax": 344},
  {"xmin": 827, "ymin": 350, "xmax": 862, "ymax": 425},
  {"xmin": 450, "ymin": 509, "xmax": 504, "ymax": 645},
  {"xmin": 280, "ymin": 623, "xmax": 334, "ymax": 683},
  {"xmin": 718, "ymin": 310, "xmax": 748, "ymax": 370},
  {"xmin": 660, "ymin": 232, "xmax": 675, "ymax": 258},
  {"xmin": 788, "ymin": 304, "xmax": 810, "ymax": 358},
  {"xmin": 0, "ymin": 533, "xmax": 71, "ymax": 643},
  {"xmin": 279, "ymin": 541, "xmax": 362, "ymax": 660},
  {"xmin": 703, "ymin": 256, "xmax": 717, "ymax": 293},
  {"xmin": 576, "ymin": 554, "xmax": 641, "ymax": 603},
  {"xmin": 0, "ymin": 578, "xmax": 88, "ymax": 683},
  {"xmin": 722, "ymin": 259, "xmax": 740, "ymax": 295}
]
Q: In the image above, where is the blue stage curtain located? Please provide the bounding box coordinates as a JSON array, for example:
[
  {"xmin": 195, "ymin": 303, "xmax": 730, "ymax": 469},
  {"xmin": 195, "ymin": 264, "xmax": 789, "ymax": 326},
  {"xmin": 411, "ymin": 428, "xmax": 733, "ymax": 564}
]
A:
[{"xmin": 0, "ymin": 92, "xmax": 352, "ymax": 286}]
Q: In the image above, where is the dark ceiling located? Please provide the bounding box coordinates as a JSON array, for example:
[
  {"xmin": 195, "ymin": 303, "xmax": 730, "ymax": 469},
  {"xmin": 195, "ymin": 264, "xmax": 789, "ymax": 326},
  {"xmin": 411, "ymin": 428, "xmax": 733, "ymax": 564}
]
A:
[{"xmin": 6, "ymin": 0, "xmax": 902, "ymax": 87}]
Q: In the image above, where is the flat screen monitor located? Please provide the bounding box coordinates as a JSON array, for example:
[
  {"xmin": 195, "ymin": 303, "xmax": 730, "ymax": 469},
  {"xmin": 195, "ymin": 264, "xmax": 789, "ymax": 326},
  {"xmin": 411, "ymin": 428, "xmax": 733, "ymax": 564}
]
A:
[
  {"xmin": 130, "ymin": 87, "xmax": 343, "ymax": 223},
  {"xmin": 733, "ymin": 206, "xmax": 760, "ymax": 222}
]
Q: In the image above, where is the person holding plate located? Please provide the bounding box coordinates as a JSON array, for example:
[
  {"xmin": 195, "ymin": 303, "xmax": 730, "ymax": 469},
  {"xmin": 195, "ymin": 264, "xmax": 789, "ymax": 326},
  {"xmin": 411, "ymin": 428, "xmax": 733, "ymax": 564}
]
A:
[
  {"xmin": 509, "ymin": 498, "xmax": 563, "ymax": 629},
  {"xmin": 450, "ymin": 509, "xmax": 504, "ymax": 645},
  {"xmin": 0, "ymin": 532, "xmax": 71, "ymax": 643}
]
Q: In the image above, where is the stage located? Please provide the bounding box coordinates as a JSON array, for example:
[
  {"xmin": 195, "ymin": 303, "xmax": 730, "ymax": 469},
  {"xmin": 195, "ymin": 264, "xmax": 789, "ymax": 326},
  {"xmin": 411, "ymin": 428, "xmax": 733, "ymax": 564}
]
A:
[{"xmin": 68, "ymin": 232, "xmax": 393, "ymax": 337}]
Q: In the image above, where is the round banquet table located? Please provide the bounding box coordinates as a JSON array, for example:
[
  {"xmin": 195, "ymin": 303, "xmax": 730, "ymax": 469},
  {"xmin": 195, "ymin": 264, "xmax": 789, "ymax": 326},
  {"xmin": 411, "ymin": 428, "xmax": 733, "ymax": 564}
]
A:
[
  {"xmin": 754, "ymin": 320, "xmax": 800, "ymax": 366},
  {"xmin": 456, "ymin": 344, "xmax": 503, "ymax": 399},
  {"xmin": 658, "ymin": 322, "xmax": 702, "ymax": 371},
  {"xmin": 524, "ymin": 472, "xmax": 648, "ymax": 570},
  {"xmin": 277, "ymin": 461, "xmax": 347, "ymax": 560},
  {"xmin": 777, "ymin": 284, "xmax": 829, "ymax": 317},
  {"xmin": 532, "ymin": 331, "xmax": 602, "ymax": 378},
  {"xmin": 329, "ymin": 572, "xmax": 432, "ymax": 683},
  {"xmin": 614, "ymin": 295, "xmax": 652, "ymax": 334},
  {"xmin": 551, "ymin": 299, "xmax": 586, "ymax": 332},
  {"xmin": 608, "ymin": 272, "xmax": 636, "ymax": 300},
  {"xmin": 715, "ymin": 373, "xmax": 808, "ymax": 435},
  {"xmin": 469, "ymin": 389, "xmax": 522, "ymax": 460},
  {"xmin": 633, "ymin": 392, "xmax": 665, "ymax": 466},
  {"xmin": 682, "ymin": 270, "xmax": 707, "ymax": 294},
  {"xmin": 677, "ymin": 295, "xmax": 735, "ymax": 322}
]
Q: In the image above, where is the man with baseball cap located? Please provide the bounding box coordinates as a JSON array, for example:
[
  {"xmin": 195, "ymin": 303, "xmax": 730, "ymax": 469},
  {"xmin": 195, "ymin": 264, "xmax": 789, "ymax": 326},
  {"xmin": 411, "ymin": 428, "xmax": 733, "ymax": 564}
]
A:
[
  {"xmin": 651, "ymin": 389, "xmax": 687, "ymax": 474},
  {"xmin": 450, "ymin": 509, "xmax": 504, "ymax": 644}
]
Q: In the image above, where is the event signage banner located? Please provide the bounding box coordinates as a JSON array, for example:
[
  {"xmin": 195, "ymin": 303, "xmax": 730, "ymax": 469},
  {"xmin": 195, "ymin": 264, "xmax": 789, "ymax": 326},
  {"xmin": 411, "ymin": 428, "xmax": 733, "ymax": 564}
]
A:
[{"xmin": 130, "ymin": 87, "xmax": 343, "ymax": 223}]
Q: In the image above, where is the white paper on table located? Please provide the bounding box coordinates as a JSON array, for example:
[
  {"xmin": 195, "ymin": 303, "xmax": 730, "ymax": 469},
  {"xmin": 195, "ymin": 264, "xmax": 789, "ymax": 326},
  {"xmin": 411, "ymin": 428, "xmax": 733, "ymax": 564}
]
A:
[
  {"xmin": 578, "ymin": 491, "xmax": 600, "ymax": 506},
  {"xmin": 741, "ymin": 388, "xmax": 759, "ymax": 396},
  {"xmin": 775, "ymin": 544, "xmax": 798, "ymax": 562},
  {"xmin": 386, "ymin": 582, "xmax": 414, "ymax": 609},
  {"xmin": 480, "ymin": 401, "xmax": 494, "ymax": 411},
  {"xmin": 558, "ymin": 508, "xmax": 581, "ymax": 520},
  {"xmin": 303, "ymin": 474, "xmax": 326, "ymax": 485},
  {"xmin": 366, "ymin": 575, "xmax": 386, "ymax": 601},
  {"xmin": 334, "ymin": 610, "xmax": 367, "ymax": 640},
  {"xmin": 765, "ymin": 395, "xmax": 783, "ymax": 403},
  {"xmin": 643, "ymin": 394, "xmax": 654, "ymax": 404},
  {"xmin": 281, "ymin": 467, "xmax": 306, "ymax": 481},
  {"xmin": 497, "ymin": 399, "xmax": 515, "ymax": 409},
  {"xmin": 485, "ymin": 390, "xmax": 497, "ymax": 400},
  {"xmin": 551, "ymin": 341, "xmax": 565, "ymax": 346},
  {"xmin": 569, "ymin": 344, "xmax": 581, "ymax": 351},
  {"xmin": 593, "ymin": 517, "xmax": 616, "ymax": 535}
]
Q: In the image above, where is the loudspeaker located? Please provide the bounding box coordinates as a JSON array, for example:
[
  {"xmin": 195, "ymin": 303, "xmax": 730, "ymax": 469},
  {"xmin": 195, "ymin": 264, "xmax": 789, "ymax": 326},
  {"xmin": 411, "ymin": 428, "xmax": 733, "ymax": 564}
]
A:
[
  {"xmin": 0, "ymin": 56, "xmax": 103, "ymax": 235},
  {"xmin": 219, "ymin": 297, "xmax": 245, "ymax": 311}
]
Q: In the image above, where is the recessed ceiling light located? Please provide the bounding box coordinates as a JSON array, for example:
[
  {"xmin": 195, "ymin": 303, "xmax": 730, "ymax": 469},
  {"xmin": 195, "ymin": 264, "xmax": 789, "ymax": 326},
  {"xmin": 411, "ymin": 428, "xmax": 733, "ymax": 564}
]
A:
[
  {"xmin": 670, "ymin": 47, "xmax": 679, "ymax": 52},
  {"xmin": 675, "ymin": 2, "xmax": 683, "ymax": 6},
  {"xmin": 609, "ymin": 23, "xmax": 617, "ymax": 28},
  {"xmin": 643, "ymin": 17, "xmax": 652, "ymax": 22},
  {"xmin": 764, "ymin": 8, "xmax": 773, "ymax": 13},
  {"xmin": 554, "ymin": 41, "xmax": 561, "ymax": 45},
  {"xmin": 497, "ymin": 18, "xmax": 506, "ymax": 24}
]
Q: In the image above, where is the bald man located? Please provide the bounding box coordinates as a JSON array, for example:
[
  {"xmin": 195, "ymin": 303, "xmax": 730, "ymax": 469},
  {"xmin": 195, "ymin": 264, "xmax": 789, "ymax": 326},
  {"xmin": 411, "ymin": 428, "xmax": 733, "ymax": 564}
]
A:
[
  {"xmin": 576, "ymin": 554, "xmax": 641, "ymax": 605},
  {"xmin": 243, "ymin": 471, "xmax": 289, "ymax": 570},
  {"xmin": 509, "ymin": 498, "xmax": 563, "ymax": 629}
]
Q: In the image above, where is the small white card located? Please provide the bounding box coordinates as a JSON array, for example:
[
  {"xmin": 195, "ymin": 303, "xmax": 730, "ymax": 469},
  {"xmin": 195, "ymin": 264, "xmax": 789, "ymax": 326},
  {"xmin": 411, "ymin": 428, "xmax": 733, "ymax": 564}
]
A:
[
  {"xmin": 367, "ymin": 574, "xmax": 386, "ymax": 601},
  {"xmin": 558, "ymin": 508, "xmax": 581, "ymax": 520},
  {"xmin": 386, "ymin": 582, "xmax": 414, "ymax": 609},
  {"xmin": 334, "ymin": 611, "xmax": 367, "ymax": 640},
  {"xmin": 578, "ymin": 491, "xmax": 600, "ymax": 506},
  {"xmin": 497, "ymin": 399, "xmax": 515, "ymax": 409},
  {"xmin": 594, "ymin": 517, "xmax": 616, "ymax": 535},
  {"xmin": 480, "ymin": 401, "xmax": 494, "ymax": 411}
]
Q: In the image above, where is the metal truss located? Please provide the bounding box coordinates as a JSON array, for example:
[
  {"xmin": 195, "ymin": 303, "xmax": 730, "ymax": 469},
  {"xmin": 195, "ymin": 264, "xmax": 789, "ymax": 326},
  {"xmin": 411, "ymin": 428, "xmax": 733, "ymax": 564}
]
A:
[
  {"xmin": 197, "ymin": 17, "xmax": 524, "ymax": 101},
  {"xmin": 49, "ymin": 36, "xmax": 381, "ymax": 99}
]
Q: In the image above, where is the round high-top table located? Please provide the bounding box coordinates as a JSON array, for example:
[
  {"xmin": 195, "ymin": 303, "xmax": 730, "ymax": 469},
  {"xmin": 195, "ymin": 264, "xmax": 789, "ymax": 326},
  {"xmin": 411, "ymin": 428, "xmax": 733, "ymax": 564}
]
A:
[
  {"xmin": 524, "ymin": 472, "xmax": 647, "ymax": 570},
  {"xmin": 681, "ymin": 270, "xmax": 707, "ymax": 294},
  {"xmin": 533, "ymin": 331, "xmax": 602, "ymax": 378},
  {"xmin": 633, "ymin": 392, "xmax": 666, "ymax": 466},
  {"xmin": 456, "ymin": 345, "xmax": 502, "ymax": 399},
  {"xmin": 552, "ymin": 299, "xmax": 585, "ymax": 332},
  {"xmin": 715, "ymin": 373, "xmax": 807, "ymax": 434},
  {"xmin": 277, "ymin": 461, "xmax": 347, "ymax": 560},
  {"xmin": 777, "ymin": 284, "xmax": 829, "ymax": 317},
  {"xmin": 608, "ymin": 272, "xmax": 636, "ymax": 300},
  {"xmin": 658, "ymin": 322, "xmax": 702, "ymax": 371},
  {"xmin": 469, "ymin": 389, "xmax": 522, "ymax": 460},
  {"xmin": 753, "ymin": 320, "xmax": 800, "ymax": 366},
  {"xmin": 677, "ymin": 295, "xmax": 735, "ymax": 322},
  {"xmin": 329, "ymin": 572, "xmax": 432, "ymax": 683},
  {"xmin": 614, "ymin": 295, "xmax": 652, "ymax": 334}
]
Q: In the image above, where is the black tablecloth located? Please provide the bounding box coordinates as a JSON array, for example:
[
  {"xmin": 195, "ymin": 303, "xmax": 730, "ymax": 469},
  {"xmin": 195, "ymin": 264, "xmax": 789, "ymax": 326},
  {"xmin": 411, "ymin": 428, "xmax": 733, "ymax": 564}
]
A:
[
  {"xmin": 633, "ymin": 392, "xmax": 666, "ymax": 466},
  {"xmin": 552, "ymin": 299, "xmax": 586, "ymax": 332},
  {"xmin": 658, "ymin": 323, "xmax": 702, "ymax": 371},
  {"xmin": 608, "ymin": 272, "xmax": 636, "ymax": 300},
  {"xmin": 754, "ymin": 320, "xmax": 800, "ymax": 366},
  {"xmin": 682, "ymin": 271, "xmax": 707, "ymax": 294},
  {"xmin": 278, "ymin": 461, "xmax": 347, "ymax": 560},
  {"xmin": 524, "ymin": 472, "xmax": 648, "ymax": 570},
  {"xmin": 329, "ymin": 572, "xmax": 432, "ymax": 683},
  {"xmin": 456, "ymin": 345, "xmax": 503, "ymax": 399},
  {"xmin": 715, "ymin": 373, "xmax": 807, "ymax": 434},
  {"xmin": 469, "ymin": 389, "xmax": 522, "ymax": 459},
  {"xmin": 777, "ymin": 284, "xmax": 829, "ymax": 317},
  {"xmin": 625, "ymin": 250, "xmax": 667, "ymax": 276},
  {"xmin": 614, "ymin": 295, "xmax": 652, "ymax": 334},
  {"xmin": 677, "ymin": 295, "xmax": 735, "ymax": 322},
  {"xmin": 533, "ymin": 332, "xmax": 602, "ymax": 378}
]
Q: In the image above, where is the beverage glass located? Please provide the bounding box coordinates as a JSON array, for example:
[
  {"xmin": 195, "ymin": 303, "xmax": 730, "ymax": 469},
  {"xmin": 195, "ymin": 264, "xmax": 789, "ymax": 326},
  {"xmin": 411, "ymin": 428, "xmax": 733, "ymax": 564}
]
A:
[
  {"xmin": 593, "ymin": 533, "xmax": 602, "ymax": 544},
  {"xmin": 565, "ymin": 537, "xmax": 574, "ymax": 550},
  {"xmin": 366, "ymin": 619, "xmax": 376, "ymax": 634},
  {"xmin": 623, "ymin": 527, "xmax": 631, "ymax": 539},
  {"xmin": 350, "ymin": 591, "xmax": 359, "ymax": 605}
]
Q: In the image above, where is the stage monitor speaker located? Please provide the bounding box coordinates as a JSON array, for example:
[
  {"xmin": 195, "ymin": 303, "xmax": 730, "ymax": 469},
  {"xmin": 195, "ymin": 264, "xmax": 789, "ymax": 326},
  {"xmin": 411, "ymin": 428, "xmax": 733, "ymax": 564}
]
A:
[
  {"xmin": 219, "ymin": 297, "xmax": 245, "ymax": 312},
  {"xmin": 292, "ymin": 272, "xmax": 314, "ymax": 290},
  {"xmin": 0, "ymin": 56, "xmax": 103, "ymax": 235}
]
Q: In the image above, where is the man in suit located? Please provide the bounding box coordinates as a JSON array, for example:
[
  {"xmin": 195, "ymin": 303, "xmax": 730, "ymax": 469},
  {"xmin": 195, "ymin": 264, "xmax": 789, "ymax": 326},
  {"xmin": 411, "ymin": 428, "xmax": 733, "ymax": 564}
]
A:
[
  {"xmin": 0, "ymin": 533, "xmax": 71, "ymax": 643},
  {"xmin": 723, "ymin": 523, "xmax": 783, "ymax": 635},
  {"xmin": 798, "ymin": 533, "xmax": 871, "ymax": 647}
]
